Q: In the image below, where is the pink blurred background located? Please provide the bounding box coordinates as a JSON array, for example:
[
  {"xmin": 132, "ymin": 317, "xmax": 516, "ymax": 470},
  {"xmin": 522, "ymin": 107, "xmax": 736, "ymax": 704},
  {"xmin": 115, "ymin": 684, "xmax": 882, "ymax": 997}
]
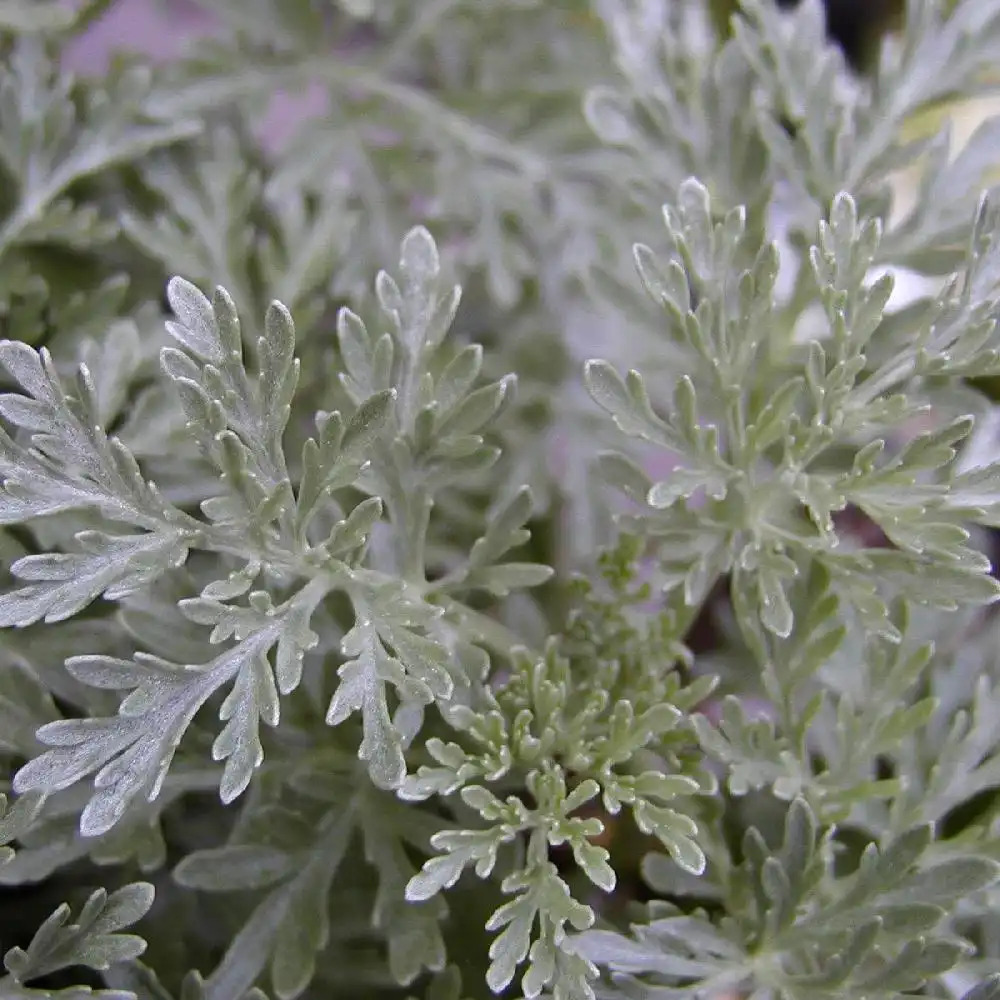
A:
[
  {"xmin": 64, "ymin": 0, "xmax": 217, "ymax": 71},
  {"xmin": 63, "ymin": 0, "xmax": 330, "ymax": 148}
]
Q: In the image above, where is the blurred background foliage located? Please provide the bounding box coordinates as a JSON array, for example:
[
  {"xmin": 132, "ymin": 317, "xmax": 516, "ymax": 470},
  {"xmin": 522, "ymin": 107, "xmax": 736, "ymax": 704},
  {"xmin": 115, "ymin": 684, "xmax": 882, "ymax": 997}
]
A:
[{"xmin": 1, "ymin": 1, "xmax": 998, "ymax": 996}]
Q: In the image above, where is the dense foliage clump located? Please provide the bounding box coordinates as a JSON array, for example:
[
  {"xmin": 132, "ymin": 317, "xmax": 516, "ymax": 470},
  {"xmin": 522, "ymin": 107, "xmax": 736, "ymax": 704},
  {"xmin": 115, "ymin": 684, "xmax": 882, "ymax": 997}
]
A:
[{"xmin": 4, "ymin": 1, "xmax": 1000, "ymax": 998}]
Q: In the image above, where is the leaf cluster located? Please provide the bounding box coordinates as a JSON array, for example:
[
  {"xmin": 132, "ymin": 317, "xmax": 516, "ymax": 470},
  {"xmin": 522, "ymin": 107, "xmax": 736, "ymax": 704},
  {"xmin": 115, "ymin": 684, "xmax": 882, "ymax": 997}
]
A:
[{"xmin": 2, "ymin": 2, "xmax": 1000, "ymax": 1000}]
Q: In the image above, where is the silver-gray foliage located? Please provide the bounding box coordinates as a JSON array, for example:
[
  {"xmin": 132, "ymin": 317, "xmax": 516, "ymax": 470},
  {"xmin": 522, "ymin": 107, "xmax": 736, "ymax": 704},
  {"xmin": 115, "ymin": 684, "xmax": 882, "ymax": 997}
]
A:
[{"xmin": 3, "ymin": 1, "xmax": 1000, "ymax": 999}]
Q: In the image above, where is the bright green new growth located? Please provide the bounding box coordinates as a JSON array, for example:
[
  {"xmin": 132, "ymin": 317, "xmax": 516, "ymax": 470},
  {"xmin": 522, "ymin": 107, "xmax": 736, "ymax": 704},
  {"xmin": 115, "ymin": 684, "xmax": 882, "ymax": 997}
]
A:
[{"xmin": 4, "ymin": 0, "xmax": 1000, "ymax": 998}]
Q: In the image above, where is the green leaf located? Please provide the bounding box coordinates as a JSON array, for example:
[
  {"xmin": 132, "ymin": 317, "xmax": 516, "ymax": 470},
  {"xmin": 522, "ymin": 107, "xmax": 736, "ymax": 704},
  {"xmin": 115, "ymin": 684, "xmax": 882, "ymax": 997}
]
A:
[
  {"xmin": 0, "ymin": 40, "xmax": 199, "ymax": 257},
  {"xmin": 0, "ymin": 531, "xmax": 191, "ymax": 627},
  {"xmin": 485, "ymin": 861, "xmax": 595, "ymax": 996},
  {"xmin": 435, "ymin": 377, "xmax": 514, "ymax": 438},
  {"xmin": 165, "ymin": 278, "xmax": 224, "ymax": 364},
  {"xmin": 399, "ymin": 225, "xmax": 441, "ymax": 292},
  {"xmin": 406, "ymin": 826, "xmax": 511, "ymax": 901},
  {"xmin": 575, "ymin": 915, "xmax": 745, "ymax": 982},
  {"xmin": 174, "ymin": 845, "xmax": 296, "ymax": 892},
  {"xmin": 0, "ymin": 791, "xmax": 43, "ymax": 866},
  {"xmin": 193, "ymin": 807, "xmax": 354, "ymax": 1000},
  {"xmin": 13, "ymin": 613, "xmax": 300, "ymax": 834},
  {"xmin": 341, "ymin": 389, "xmax": 397, "ymax": 462},
  {"xmin": 0, "ymin": 340, "xmax": 179, "ymax": 529},
  {"xmin": 258, "ymin": 300, "xmax": 299, "ymax": 442},
  {"xmin": 583, "ymin": 360, "xmax": 670, "ymax": 445},
  {"xmin": 327, "ymin": 578, "xmax": 451, "ymax": 789},
  {"xmin": 3, "ymin": 883, "xmax": 153, "ymax": 985},
  {"xmin": 294, "ymin": 390, "xmax": 395, "ymax": 535}
]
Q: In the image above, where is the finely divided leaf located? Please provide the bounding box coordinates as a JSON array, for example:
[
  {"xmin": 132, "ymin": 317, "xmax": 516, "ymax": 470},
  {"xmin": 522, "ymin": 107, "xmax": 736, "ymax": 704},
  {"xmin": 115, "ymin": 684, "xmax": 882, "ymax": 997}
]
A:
[{"xmin": 3, "ymin": 883, "xmax": 153, "ymax": 984}]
